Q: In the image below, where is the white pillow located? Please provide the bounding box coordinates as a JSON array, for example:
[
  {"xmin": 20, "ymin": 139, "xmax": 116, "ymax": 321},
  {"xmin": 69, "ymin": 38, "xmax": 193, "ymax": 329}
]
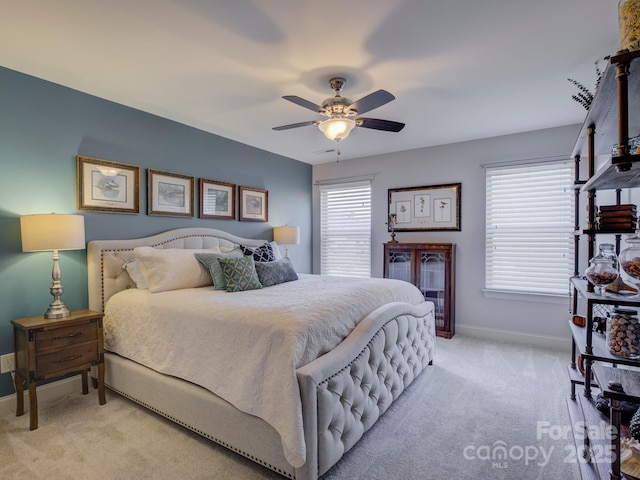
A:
[
  {"xmin": 134, "ymin": 246, "xmax": 221, "ymax": 293},
  {"xmin": 123, "ymin": 259, "xmax": 148, "ymax": 289}
]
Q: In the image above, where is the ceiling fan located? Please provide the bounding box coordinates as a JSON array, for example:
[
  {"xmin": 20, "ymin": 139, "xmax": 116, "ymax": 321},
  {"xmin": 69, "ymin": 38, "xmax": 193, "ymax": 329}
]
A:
[{"xmin": 272, "ymin": 77, "xmax": 405, "ymax": 142}]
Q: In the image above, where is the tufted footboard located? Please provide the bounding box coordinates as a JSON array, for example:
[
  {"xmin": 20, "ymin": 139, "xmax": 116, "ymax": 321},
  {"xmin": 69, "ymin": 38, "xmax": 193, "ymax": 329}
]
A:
[{"xmin": 296, "ymin": 301, "xmax": 436, "ymax": 480}]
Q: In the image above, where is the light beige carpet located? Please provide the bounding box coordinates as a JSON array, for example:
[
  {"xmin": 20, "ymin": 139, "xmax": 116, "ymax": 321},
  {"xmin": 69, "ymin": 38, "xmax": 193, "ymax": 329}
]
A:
[{"xmin": 1, "ymin": 336, "xmax": 581, "ymax": 480}]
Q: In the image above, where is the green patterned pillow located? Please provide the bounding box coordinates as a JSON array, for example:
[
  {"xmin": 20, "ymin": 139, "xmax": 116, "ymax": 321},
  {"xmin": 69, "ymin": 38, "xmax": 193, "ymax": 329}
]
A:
[
  {"xmin": 195, "ymin": 250, "xmax": 243, "ymax": 290},
  {"xmin": 218, "ymin": 256, "xmax": 263, "ymax": 292}
]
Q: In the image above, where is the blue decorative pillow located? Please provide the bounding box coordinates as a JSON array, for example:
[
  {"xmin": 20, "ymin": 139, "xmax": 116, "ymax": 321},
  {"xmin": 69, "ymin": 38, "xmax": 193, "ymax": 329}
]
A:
[
  {"xmin": 217, "ymin": 256, "xmax": 263, "ymax": 292},
  {"xmin": 195, "ymin": 250, "xmax": 243, "ymax": 290},
  {"xmin": 240, "ymin": 243, "xmax": 275, "ymax": 262},
  {"xmin": 254, "ymin": 257, "xmax": 298, "ymax": 287}
]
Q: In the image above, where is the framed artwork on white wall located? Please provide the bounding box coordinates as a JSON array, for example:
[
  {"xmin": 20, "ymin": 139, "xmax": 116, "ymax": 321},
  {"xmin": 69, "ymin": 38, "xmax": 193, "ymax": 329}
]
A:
[{"xmin": 388, "ymin": 183, "xmax": 461, "ymax": 231}]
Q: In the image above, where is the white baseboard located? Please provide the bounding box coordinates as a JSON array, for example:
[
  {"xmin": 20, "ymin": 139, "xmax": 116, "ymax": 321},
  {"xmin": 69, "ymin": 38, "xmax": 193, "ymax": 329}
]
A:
[
  {"xmin": 455, "ymin": 324, "xmax": 571, "ymax": 351},
  {"xmin": 0, "ymin": 374, "xmax": 82, "ymax": 418}
]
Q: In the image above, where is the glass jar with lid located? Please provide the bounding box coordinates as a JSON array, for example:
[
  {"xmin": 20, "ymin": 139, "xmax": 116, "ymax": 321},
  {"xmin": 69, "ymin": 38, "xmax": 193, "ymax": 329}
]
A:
[
  {"xmin": 585, "ymin": 255, "xmax": 619, "ymax": 295},
  {"xmin": 619, "ymin": 0, "xmax": 640, "ymax": 52},
  {"xmin": 607, "ymin": 308, "xmax": 640, "ymax": 358},
  {"xmin": 598, "ymin": 243, "xmax": 618, "ymax": 269},
  {"xmin": 619, "ymin": 235, "xmax": 640, "ymax": 294}
]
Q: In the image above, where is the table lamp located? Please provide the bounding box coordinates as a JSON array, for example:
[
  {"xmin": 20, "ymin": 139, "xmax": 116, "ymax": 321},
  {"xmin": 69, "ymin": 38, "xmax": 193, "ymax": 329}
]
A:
[
  {"xmin": 20, "ymin": 214, "xmax": 86, "ymax": 319},
  {"xmin": 273, "ymin": 226, "xmax": 300, "ymax": 256}
]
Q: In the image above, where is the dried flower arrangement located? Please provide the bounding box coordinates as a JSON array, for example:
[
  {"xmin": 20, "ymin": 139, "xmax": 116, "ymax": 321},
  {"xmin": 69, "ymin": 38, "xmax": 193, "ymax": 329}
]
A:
[{"xmin": 567, "ymin": 59, "xmax": 607, "ymax": 110}]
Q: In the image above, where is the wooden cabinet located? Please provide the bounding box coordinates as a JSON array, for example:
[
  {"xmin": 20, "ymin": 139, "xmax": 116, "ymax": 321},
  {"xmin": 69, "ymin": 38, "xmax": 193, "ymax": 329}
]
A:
[
  {"xmin": 12, "ymin": 309, "xmax": 106, "ymax": 430},
  {"xmin": 568, "ymin": 49, "xmax": 640, "ymax": 480},
  {"xmin": 383, "ymin": 242, "xmax": 455, "ymax": 338}
]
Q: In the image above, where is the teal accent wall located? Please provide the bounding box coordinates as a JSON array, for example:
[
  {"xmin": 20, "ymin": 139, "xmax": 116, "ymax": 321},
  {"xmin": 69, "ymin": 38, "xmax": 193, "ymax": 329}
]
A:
[{"xmin": 0, "ymin": 67, "xmax": 312, "ymax": 398}]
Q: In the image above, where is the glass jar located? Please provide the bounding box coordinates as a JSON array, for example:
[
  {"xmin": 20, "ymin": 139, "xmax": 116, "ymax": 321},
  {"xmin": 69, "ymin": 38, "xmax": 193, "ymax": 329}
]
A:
[
  {"xmin": 607, "ymin": 308, "xmax": 640, "ymax": 358},
  {"xmin": 585, "ymin": 255, "xmax": 619, "ymax": 295},
  {"xmin": 619, "ymin": 0, "xmax": 640, "ymax": 52},
  {"xmin": 598, "ymin": 243, "xmax": 619, "ymax": 269},
  {"xmin": 619, "ymin": 235, "xmax": 640, "ymax": 292}
]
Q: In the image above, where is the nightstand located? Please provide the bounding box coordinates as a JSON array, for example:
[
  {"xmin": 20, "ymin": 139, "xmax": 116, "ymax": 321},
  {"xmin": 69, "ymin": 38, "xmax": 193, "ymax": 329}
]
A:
[{"xmin": 12, "ymin": 309, "xmax": 105, "ymax": 430}]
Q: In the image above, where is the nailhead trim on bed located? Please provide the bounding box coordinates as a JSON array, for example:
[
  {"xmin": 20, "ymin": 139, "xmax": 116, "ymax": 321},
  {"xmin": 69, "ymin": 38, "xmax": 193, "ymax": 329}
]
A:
[
  {"xmin": 97, "ymin": 234, "xmax": 259, "ymax": 311},
  {"xmin": 106, "ymin": 385, "xmax": 296, "ymax": 480},
  {"xmin": 314, "ymin": 311, "xmax": 434, "ymax": 474}
]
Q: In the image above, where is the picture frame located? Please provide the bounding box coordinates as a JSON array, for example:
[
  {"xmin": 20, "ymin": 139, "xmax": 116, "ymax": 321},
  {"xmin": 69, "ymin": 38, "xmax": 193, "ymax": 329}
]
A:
[
  {"xmin": 388, "ymin": 183, "xmax": 461, "ymax": 231},
  {"xmin": 199, "ymin": 178, "xmax": 235, "ymax": 219},
  {"xmin": 239, "ymin": 186, "xmax": 268, "ymax": 222},
  {"xmin": 147, "ymin": 169, "xmax": 194, "ymax": 217},
  {"xmin": 76, "ymin": 155, "xmax": 140, "ymax": 214}
]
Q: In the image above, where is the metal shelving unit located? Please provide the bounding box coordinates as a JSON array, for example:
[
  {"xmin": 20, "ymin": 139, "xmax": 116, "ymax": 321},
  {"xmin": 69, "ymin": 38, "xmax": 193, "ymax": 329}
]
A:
[{"xmin": 568, "ymin": 49, "xmax": 640, "ymax": 480}]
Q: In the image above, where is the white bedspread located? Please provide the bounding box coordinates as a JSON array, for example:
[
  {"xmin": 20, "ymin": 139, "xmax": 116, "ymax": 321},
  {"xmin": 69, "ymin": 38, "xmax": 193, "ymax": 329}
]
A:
[{"xmin": 104, "ymin": 274, "xmax": 425, "ymax": 467}]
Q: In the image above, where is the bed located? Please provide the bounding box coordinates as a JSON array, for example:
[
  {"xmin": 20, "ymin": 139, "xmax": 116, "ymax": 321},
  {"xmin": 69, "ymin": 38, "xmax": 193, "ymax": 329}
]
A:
[{"xmin": 87, "ymin": 227, "xmax": 436, "ymax": 479}]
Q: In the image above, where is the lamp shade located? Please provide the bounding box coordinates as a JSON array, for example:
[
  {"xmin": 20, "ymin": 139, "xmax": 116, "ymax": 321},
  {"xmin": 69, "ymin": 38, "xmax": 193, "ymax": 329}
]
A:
[
  {"xmin": 20, "ymin": 214, "xmax": 86, "ymax": 252},
  {"xmin": 273, "ymin": 226, "xmax": 300, "ymax": 246},
  {"xmin": 318, "ymin": 118, "xmax": 356, "ymax": 141}
]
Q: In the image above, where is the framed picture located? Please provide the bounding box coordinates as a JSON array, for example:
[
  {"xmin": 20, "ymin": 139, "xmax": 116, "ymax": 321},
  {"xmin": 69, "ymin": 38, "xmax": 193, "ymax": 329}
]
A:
[
  {"xmin": 147, "ymin": 169, "xmax": 194, "ymax": 217},
  {"xmin": 388, "ymin": 183, "xmax": 461, "ymax": 231},
  {"xmin": 239, "ymin": 186, "xmax": 268, "ymax": 222},
  {"xmin": 199, "ymin": 178, "xmax": 235, "ymax": 219},
  {"xmin": 76, "ymin": 155, "xmax": 140, "ymax": 214}
]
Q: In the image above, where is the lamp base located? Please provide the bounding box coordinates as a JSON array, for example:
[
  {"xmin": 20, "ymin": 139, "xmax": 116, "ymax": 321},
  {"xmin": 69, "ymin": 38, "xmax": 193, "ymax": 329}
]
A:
[
  {"xmin": 45, "ymin": 250, "xmax": 70, "ymax": 319},
  {"xmin": 45, "ymin": 301, "xmax": 70, "ymax": 319}
]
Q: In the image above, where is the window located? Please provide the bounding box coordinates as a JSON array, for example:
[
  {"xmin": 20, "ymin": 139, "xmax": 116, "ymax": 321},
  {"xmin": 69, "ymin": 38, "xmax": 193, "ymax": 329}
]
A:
[
  {"xmin": 320, "ymin": 181, "xmax": 372, "ymax": 277},
  {"xmin": 485, "ymin": 160, "xmax": 574, "ymax": 296}
]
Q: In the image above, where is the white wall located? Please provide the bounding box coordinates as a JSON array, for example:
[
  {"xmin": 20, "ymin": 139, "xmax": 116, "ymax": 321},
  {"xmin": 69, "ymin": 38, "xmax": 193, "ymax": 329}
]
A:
[{"xmin": 312, "ymin": 124, "xmax": 583, "ymax": 349}]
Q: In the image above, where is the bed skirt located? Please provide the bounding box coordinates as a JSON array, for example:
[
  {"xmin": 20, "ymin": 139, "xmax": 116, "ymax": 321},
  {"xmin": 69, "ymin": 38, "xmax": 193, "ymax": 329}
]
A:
[{"xmin": 104, "ymin": 352, "xmax": 297, "ymax": 478}]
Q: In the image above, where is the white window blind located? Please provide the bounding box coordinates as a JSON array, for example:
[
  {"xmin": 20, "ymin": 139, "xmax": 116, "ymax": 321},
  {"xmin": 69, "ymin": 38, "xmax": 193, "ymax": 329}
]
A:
[
  {"xmin": 320, "ymin": 181, "xmax": 372, "ymax": 277},
  {"xmin": 485, "ymin": 160, "xmax": 574, "ymax": 295}
]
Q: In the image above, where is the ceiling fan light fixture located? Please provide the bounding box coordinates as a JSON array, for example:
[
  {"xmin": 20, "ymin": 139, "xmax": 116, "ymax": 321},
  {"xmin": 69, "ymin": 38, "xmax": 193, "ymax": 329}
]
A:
[{"xmin": 318, "ymin": 117, "xmax": 356, "ymax": 141}]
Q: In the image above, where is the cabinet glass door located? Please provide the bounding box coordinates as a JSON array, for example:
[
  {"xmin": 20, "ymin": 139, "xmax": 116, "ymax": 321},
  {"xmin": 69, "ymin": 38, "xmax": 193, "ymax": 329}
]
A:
[
  {"xmin": 387, "ymin": 250, "xmax": 412, "ymax": 283},
  {"xmin": 420, "ymin": 252, "xmax": 445, "ymax": 329}
]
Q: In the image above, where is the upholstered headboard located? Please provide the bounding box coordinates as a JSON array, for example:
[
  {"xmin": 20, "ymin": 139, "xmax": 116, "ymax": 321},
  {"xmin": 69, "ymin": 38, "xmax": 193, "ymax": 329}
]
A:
[{"xmin": 87, "ymin": 228, "xmax": 267, "ymax": 312}]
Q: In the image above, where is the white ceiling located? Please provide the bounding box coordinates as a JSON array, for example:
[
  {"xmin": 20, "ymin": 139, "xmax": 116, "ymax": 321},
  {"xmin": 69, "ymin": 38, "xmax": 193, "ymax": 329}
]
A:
[{"xmin": 0, "ymin": 0, "xmax": 620, "ymax": 164}]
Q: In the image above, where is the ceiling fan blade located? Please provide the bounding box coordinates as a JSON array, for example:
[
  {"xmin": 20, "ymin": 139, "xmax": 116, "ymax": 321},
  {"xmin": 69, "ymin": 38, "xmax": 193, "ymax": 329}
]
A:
[
  {"xmin": 356, "ymin": 118, "xmax": 405, "ymax": 132},
  {"xmin": 282, "ymin": 95, "xmax": 325, "ymax": 113},
  {"xmin": 348, "ymin": 90, "xmax": 395, "ymax": 115},
  {"xmin": 272, "ymin": 120, "xmax": 318, "ymax": 131}
]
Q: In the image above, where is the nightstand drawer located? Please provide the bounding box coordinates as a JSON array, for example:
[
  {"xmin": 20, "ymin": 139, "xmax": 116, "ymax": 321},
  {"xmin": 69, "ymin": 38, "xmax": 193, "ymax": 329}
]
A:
[
  {"xmin": 35, "ymin": 321, "xmax": 98, "ymax": 352},
  {"xmin": 35, "ymin": 343, "xmax": 99, "ymax": 378}
]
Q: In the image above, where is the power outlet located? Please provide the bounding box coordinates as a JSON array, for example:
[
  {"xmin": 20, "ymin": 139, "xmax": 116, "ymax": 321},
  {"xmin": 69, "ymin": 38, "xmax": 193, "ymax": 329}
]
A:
[{"xmin": 0, "ymin": 353, "xmax": 15, "ymax": 374}]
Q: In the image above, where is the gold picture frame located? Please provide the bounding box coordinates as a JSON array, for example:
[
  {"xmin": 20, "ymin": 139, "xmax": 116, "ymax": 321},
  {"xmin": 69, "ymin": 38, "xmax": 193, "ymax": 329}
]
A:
[
  {"xmin": 199, "ymin": 178, "xmax": 236, "ymax": 219},
  {"xmin": 388, "ymin": 183, "xmax": 461, "ymax": 231},
  {"xmin": 239, "ymin": 186, "xmax": 268, "ymax": 222},
  {"xmin": 76, "ymin": 155, "xmax": 140, "ymax": 214},
  {"xmin": 148, "ymin": 169, "xmax": 194, "ymax": 217}
]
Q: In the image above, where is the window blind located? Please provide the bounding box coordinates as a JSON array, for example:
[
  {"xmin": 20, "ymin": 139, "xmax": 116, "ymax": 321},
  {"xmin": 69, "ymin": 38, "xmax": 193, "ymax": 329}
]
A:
[
  {"xmin": 320, "ymin": 180, "xmax": 372, "ymax": 277},
  {"xmin": 485, "ymin": 160, "xmax": 574, "ymax": 295}
]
